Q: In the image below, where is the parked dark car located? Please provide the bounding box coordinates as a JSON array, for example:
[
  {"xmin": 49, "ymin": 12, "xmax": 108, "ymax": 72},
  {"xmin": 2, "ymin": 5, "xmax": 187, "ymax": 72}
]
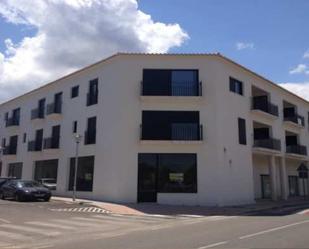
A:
[
  {"xmin": 0, "ymin": 177, "xmax": 15, "ymax": 188},
  {"xmin": 0, "ymin": 180, "xmax": 51, "ymax": 202}
]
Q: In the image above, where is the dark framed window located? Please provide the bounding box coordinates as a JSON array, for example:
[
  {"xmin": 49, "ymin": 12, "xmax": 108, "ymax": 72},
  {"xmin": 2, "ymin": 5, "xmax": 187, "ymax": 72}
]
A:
[
  {"xmin": 238, "ymin": 118, "xmax": 247, "ymax": 145},
  {"xmin": 73, "ymin": 121, "xmax": 77, "ymax": 133},
  {"xmin": 8, "ymin": 162, "xmax": 23, "ymax": 178},
  {"xmin": 158, "ymin": 154, "xmax": 197, "ymax": 193},
  {"xmin": 85, "ymin": 117, "xmax": 96, "ymax": 145},
  {"xmin": 71, "ymin": 86, "xmax": 79, "ymax": 98},
  {"xmin": 229, "ymin": 77, "xmax": 243, "ymax": 95},
  {"xmin": 142, "ymin": 69, "xmax": 199, "ymax": 96},
  {"xmin": 68, "ymin": 156, "xmax": 94, "ymax": 191},
  {"xmin": 87, "ymin": 79, "xmax": 98, "ymax": 106},
  {"xmin": 1, "ymin": 138, "xmax": 6, "ymax": 148},
  {"xmin": 138, "ymin": 153, "xmax": 197, "ymax": 194},
  {"xmin": 34, "ymin": 159, "xmax": 58, "ymax": 182}
]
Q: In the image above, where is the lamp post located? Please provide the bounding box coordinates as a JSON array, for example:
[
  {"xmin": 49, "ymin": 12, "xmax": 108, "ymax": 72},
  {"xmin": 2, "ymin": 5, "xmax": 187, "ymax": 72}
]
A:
[
  {"xmin": 0, "ymin": 146, "xmax": 3, "ymax": 176},
  {"xmin": 73, "ymin": 134, "xmax": 82, "ymax": 202}
]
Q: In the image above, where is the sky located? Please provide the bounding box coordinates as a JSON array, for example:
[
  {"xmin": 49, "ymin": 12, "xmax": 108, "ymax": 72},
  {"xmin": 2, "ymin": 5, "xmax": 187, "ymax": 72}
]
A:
[{"xmin": 0, "ymin": 0, "xmax": 308, "ymax": 102}]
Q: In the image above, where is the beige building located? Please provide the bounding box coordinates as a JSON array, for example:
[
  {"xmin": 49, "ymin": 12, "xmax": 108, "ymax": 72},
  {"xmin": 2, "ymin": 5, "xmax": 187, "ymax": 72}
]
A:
[{"xmin": 0, "ymin": 53, "xmax": 308, "ymax": 206}]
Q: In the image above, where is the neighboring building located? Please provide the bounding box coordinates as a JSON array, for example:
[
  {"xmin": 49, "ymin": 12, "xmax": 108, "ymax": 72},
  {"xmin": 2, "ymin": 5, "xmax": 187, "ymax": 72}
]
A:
[{"xmin": 0, "ymin": 53, "xmax": 308, "ymax": 206}]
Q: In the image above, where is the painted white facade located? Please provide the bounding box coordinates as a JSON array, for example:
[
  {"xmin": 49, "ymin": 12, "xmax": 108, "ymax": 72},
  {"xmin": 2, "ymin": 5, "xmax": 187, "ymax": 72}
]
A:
[{"xmin": 0, "ymin": 53, "xmax": 308, "ymax": 206}]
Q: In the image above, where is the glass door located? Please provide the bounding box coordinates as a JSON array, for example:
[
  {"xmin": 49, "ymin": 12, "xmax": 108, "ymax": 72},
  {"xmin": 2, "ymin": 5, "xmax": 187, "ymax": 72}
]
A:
[{"xmin": 261, "ymin": 174, "xmax": 271, "ymax": 199}]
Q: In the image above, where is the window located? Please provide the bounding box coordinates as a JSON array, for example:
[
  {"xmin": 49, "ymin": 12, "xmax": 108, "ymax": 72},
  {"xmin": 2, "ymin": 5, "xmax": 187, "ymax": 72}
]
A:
[
  {"xmin": 34, "ymin": 159, "xmax": 58, "ymax": 183},
  {"xmin": 85, "ymin": 117, "xmax": 96, "ymax": 144},
  {"xmin": 71, "ymin": 86, "xmax": 79, "ymax": 98},
  {"xmin": 238, "ymin": 118, "xmax": 247, "ymax": 145},
  {"xmin": 8, "ymin": 162, "xmax": 23, "ymax": 178},
  {"xmin": 138, "ymin": 153, "xmax": 197, "ymax": 194},
  {"xmin": 68, "ymin": 156, "xmax": 94, "ymax": 191},
  {"xmin": 230, "ymin": 77, "xmax": 243, "ymax": 95},
  {"xmin": 73, "ymin": 121, "xmax": 77, "ymax": 133},
  {"xmin": 23, "ymin": 133, "xmax": 27, "ymax": 143},
  {"xmin": 87, "ymin": 79, "xmax": 98, "ymax": 106},
  {"xmin": 142, "ymin": 69, "xmax": 199, "ymax": 96},
  {"xmin": 1, "ymin": 138, "xmax": 6, "ymax": 148}
]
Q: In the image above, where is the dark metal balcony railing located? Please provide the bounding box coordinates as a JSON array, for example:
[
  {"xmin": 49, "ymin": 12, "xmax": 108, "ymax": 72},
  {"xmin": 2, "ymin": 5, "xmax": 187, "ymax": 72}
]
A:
[
  {"xmin": 28, "ymin": 140, "xmax": 43, "ymax": 152},
  {"xmin": 141, "ymin": 81, "xmax": 202, "ymax": 96},
  {"xmin": 140, "ymin": 123, "xmax": 203, "ymax": 141},
  {"xmin": 31, "ymin": 108, "xmax": 45, "ymax": 120},
  {"xmin": 46, "ymin": 102, "xmax": 62, "ymax": 115},
  {"xmin": 251, "ymin": 98, "xmax": 279, "ymax": 116},
  {"xmin": 3, "ymin": 145, "xmax": 17, "ymax": 155},
  {"xmin": 5, "ymin": 117, "xmax": 20, "ymax": 127},
  {"xmin": 43, "ymin": 137, "xmax": 60, "ymax": 149},
  {"xmin": 286, "ymin": 145, "xmax": 307, "ymax": 156},
  {"xmin": 253, "ymin": 138, "xmax": 281, "ymax": 151},
  {"xmin": 87, "ymin": 93, "xmax": 98, "ymax": 106},
  {"xmin": 284, "ymin": 114, "xmax": 305, "ymax": 127},
  {"xmin": 84, "ymin": 129, "xmax": 96, "ymax": 145}
]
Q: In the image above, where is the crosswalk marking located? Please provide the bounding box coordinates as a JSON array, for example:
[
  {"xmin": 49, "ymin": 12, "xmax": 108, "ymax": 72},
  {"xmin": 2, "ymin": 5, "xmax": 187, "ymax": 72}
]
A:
[
  {"xmin": 49, "ymin": 206, "xmax": 109, "ymax": 213},
  {"xmin": 0, "ymin": 224, "xmax": 60, "ymax": 236},
  {"xmin": 25, "ymin": 221, "xmax": 78, "ymax": 230}
]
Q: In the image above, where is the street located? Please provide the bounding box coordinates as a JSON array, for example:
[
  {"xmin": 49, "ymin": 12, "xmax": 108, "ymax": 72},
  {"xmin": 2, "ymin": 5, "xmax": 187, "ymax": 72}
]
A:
[{"xmin": 0, "ymin": 199, "xmax": 309, "ymax": 249}]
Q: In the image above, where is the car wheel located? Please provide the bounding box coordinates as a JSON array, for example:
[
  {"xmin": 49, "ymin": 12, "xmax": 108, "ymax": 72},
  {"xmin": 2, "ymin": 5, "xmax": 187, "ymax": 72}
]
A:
[
  {"xmin": 0, "ymin": 192, "xmax": 5, "ymax": 200},
  {"xmin": 15, "ymin": 193, "xmax": 23, "ymax": 202},
  {"xmin": 44, "ymin": 197, "xmax": 50, "ymax": 202}
]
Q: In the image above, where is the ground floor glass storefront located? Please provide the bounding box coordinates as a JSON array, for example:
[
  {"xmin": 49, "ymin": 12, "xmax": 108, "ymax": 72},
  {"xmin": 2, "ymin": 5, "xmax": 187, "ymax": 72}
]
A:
[{"xmin": 138, "ymin": 153, "xmax": 197, "ymax": 202}]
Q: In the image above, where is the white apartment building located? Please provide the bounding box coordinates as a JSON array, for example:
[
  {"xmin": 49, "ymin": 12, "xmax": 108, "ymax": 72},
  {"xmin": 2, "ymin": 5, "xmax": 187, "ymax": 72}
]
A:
[{"xmin": 0, "ymin": 53, "xmax": 308, "ymax": 206}]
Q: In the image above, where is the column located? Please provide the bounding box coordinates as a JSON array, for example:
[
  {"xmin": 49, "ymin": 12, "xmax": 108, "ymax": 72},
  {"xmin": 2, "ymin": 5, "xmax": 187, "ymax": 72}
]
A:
[
  {"xmin": 269, "ymin": 155, "xmax": 278, "ymax": 201},
  {"xmin": 280, "ymin": 157, "xmax": 289, "ymax": 200}
]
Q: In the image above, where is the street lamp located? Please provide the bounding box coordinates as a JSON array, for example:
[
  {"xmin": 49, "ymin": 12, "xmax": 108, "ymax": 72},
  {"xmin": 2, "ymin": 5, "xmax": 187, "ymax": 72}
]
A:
[
  {"xmin": 0, "ymin": 146, "xmax": 3, "ymax": 177},
  {"xmin": 73, "ymin": 134, "xmax": 82, "ymax": 202}
]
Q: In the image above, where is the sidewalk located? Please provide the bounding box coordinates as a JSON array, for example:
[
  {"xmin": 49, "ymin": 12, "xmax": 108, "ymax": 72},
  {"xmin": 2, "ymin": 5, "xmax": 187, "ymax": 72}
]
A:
[{"xmin": 52, "ymin": 196, "xmax": 309, "ymax": 216}]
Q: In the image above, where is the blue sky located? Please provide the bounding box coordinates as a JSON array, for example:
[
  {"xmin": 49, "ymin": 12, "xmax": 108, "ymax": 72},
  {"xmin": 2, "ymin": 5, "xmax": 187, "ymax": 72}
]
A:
[
  {"xmin": 0, "ymin": 0, "xmax": 308, "ymax": 101},
  {"xmin": 139, "ymin": 0, "xmax": 309, "ymax": 83}
]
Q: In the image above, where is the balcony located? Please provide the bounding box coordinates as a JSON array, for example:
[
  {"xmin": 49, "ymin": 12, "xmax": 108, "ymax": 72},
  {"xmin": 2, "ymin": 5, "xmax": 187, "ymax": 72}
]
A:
[
  {"xmin": 286, "ymin": 144, "xmax": 307, "ymax": 156},
  {"xmin": 31, "ymin": 108, "xmax": 45, "ymax": 120},
  {"xmin": 43, "ymin": 137, "xmax": 60, "ymax": 150},
  {"xmin": 5, "ymin": 117, "xmax": 19, "ymax": 127},
  {"xmin": 46, "ymin": 102, "xmax": 62, "ymax": 116},
  {"xmin": 84, "ymin": 129, "xmax": 96, "ymax": 145},
  {"xmin": 283, "ymin": 114, "xmax": 305, "ymax": 128},
  {"xmin": 141, "ymin": 81, "xmax": 202, "ymax": 97},
  {"xmin": 86, "ymin": 93, "xmax": 98, "ymax": 106},
  {"xmin": 140, "ymin": 123, "xmax": 203, "ymax": 142},
  {"xmin": 251, "ymin": 97, "xmax": 278, "ymax": 117},
  {"xmin": 253, "ymin": 138, "xmax": 281, "ymax": 152},
  {"xmin": 28, "ymin": 140, "xmax": 43, "ymax": 152},
  {"xmin": 3, "ymin": 145, "xmax": 17, "ymax": 155}
]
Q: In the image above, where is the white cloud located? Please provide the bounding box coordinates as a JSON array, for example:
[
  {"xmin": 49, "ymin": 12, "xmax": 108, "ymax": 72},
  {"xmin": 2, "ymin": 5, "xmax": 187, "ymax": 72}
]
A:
[
  {"xmin": 289, "ymin": 64, "xmax": 309, "ymax": 75},
  {"xmin": 236, "ymin": 42, "xmax": 255, "ymax": 50},
  {"xmin": 0, "ymin": 0, "xmax": 189, "ymax": 102},
  {"xmin": 279, "ymin": 82, "xmax": 309, "ymax": 101},
  {"xmin": 304, "ymin": 50, "xmax": 309, "ymax": 59}
]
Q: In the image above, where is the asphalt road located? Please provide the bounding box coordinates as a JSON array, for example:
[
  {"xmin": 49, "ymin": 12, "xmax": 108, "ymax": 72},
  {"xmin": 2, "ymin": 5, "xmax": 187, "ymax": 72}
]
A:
[{"xmin": 0, "ymin": 199, "xmax": 309, "ymax": 249}]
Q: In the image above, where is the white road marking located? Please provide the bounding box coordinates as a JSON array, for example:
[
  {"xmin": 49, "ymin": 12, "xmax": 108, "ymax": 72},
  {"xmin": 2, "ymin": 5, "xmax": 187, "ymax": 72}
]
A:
[
  {"xmin": 25, "ymin": 221, "xmax": 78, "ymax": 230},
  {"xmin": 0, "ymin": 230, "xmax": 32, "ymax": 241},
  {"xmin": 198, "ymin": 241, "xmax": 228, "ymax": 249},
  {"xmin": 0, "ymin": 224, "xmax": 60, "ymax": 236},
  {"xmin": 0, "ymin": 218, "xmax": 11, "ymax": 223},
  {"xmin": 239, "ymin": 220, "xmax": 309, "ymax": 240}
]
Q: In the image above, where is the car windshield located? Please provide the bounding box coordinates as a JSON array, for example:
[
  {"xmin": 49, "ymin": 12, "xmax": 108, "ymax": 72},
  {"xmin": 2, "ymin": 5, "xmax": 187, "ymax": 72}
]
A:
[
  {"xmin": 18, "ymin": 181, "xmax": 42, "ymax": 188},
  {"xmin": 43, "ymin": 179, "xmax": 56, "ymax": 184}
]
